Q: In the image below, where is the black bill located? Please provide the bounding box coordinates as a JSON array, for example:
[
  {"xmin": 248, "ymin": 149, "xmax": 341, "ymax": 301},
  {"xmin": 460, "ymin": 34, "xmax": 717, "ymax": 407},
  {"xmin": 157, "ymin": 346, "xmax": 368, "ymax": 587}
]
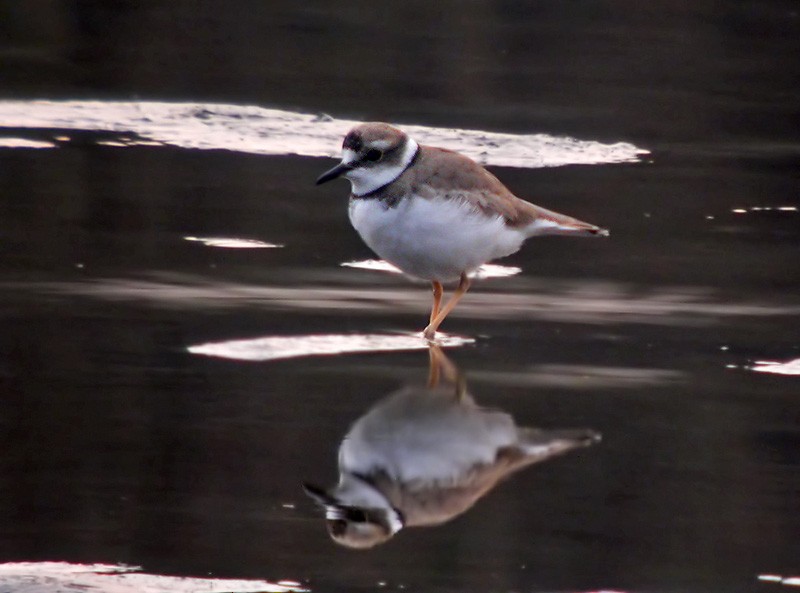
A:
[{"xmin": 315, "ymin": 162, "xmax": 352, "ymax": 185}]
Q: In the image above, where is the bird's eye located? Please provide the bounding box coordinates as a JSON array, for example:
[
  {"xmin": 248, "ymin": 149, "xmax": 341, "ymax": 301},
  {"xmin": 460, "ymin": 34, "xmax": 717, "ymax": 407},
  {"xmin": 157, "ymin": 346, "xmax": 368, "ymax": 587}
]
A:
[{"xmin": 364, "ymin": 149, "xmax": 383, "ymax": 162}]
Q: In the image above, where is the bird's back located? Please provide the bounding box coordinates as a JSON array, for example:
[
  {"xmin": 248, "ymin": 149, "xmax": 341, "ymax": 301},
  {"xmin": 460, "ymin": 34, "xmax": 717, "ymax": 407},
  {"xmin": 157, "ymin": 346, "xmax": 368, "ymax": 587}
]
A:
[{"xmin": 372, "ymin": 145, "xmax": 608, "ymax": 237}]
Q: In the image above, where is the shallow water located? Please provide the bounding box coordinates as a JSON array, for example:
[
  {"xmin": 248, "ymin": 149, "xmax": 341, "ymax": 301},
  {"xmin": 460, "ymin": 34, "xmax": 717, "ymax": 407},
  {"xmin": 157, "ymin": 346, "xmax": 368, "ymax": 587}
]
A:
[{"xmin": 1, "ymin": 2, "xmax": 799, "ymax": 592}]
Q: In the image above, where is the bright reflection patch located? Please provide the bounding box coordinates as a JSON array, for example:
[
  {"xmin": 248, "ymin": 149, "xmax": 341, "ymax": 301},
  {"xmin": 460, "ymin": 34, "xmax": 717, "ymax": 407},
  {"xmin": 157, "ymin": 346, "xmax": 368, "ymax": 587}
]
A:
[
  {"xmin": 188, "ymin": 333, "xmax": 474, "ymax": 361},
  {"xmin": 0, "ymin": 100, "xmax": 649, "ymax": 169},
  {"xmin": 341, "ymin": 259, "xmax": 521, "ymax": 279},
  {"xmin": 750, "ymin": 358, "xmax": 800, "ymax": 376},
  {"xmin": 0, "ymin": 562, "xmax": 306, "ymax": 592},
  {"xmin": 0, "ymin": 137, "xmax": 56, "ymax": 148},
  {"xmin": 732, "ymin": 206, "xmax": 798, "ymax": 214},
  {"xmin": 183, "ymin": 236, "xmax": 283, "ymax": 249},
  {"xmin": 758, "ymin": 574, "xmax": 800, "ymax": 587}
]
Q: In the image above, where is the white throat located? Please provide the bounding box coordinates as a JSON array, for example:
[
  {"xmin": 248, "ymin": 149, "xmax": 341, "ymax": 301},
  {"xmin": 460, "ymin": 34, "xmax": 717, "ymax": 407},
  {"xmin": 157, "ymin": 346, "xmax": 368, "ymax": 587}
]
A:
[{"xmin": 345, "ymin": 138, "xmax": 419, "ymax": 197}]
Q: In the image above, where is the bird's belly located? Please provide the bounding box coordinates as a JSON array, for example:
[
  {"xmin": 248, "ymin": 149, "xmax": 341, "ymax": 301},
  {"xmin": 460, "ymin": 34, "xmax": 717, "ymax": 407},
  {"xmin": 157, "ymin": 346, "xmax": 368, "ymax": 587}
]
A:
[{"xmin": 349, "ymin": 196, "xmax": 525, "ymax": 282}]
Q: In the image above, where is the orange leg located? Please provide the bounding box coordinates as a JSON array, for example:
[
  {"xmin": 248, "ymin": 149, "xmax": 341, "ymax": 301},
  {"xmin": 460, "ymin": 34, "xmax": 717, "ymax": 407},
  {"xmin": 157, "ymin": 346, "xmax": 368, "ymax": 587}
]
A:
[
  {"xmin": 423, "ymin": 272, "xmax": 471, "ymax": 340},
  {"xmin": 429, "ymin": 281, "xmax": 443, "ymax": 324}
]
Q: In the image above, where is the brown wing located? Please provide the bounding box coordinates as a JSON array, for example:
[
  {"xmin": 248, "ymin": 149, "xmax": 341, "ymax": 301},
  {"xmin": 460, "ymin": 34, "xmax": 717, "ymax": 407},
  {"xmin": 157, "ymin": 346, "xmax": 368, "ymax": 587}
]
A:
[
  {"xmin": 386, "ymin": 146, "xmax": 607, "ymax": 236},
  {"xmin": 409, "ymin": 146, "xmax": 533, "ymax": 223}
]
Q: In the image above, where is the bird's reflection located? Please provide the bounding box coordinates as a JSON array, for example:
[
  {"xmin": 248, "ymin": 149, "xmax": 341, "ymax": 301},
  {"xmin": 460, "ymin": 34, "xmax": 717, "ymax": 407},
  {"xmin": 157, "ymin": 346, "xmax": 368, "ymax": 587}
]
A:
[{"xmin": 304, "ymin": 345, "xmax": 600, "ymax": 549}]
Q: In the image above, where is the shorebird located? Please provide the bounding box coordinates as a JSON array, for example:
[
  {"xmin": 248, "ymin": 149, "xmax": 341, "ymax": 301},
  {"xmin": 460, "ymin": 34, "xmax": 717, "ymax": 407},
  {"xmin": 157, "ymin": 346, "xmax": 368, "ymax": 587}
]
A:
[{"xmin": 317, "ymin": 122, "xmax": 608, "ymax": 339}]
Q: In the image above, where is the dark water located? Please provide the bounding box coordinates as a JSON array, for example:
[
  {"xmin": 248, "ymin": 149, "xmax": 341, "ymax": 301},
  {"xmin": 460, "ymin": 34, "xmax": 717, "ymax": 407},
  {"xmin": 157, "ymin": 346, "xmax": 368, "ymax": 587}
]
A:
[{"xmin": 1, "ymin": 2, "xmax": 799, "ymax": 592}]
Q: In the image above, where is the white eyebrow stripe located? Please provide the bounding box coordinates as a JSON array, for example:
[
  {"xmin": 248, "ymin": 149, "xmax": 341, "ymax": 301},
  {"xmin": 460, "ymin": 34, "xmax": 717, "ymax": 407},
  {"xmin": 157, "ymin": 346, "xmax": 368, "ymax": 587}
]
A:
[
  {"xmin": 342, "ymin": 148, "xmax": 359, "ymax": 165},
  {"xmin": 371, "ymin": 139, "xmax": 393, "ymax": 150}
]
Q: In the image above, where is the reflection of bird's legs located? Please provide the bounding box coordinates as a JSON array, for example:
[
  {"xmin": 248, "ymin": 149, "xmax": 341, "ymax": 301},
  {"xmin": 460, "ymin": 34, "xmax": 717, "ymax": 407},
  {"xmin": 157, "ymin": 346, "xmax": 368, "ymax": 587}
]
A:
[
  {"xmin": 427, "ymin": 344, "xmax": 441, "ymax": 387},
  {"xmin": 427, "ymin": 344, "xmax": 467, "ymax": 400},
  {"xmin": 423, "ymin": 273, "xmax": 471, "ymax": 340}
]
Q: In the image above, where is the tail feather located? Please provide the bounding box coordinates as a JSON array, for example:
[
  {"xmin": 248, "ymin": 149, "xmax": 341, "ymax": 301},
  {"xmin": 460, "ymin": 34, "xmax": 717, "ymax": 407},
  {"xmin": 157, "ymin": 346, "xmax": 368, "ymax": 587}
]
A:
[{"xmin": 525, "ymin": 204, "xmax": 609, "ymax": 238}]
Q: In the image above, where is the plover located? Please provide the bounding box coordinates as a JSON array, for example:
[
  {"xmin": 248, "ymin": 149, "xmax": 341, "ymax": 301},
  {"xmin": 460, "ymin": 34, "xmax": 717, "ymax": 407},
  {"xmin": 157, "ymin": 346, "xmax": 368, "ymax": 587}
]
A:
[{"xmin": 317, "ymin": 122, "xmax": 609, "ymax": 339}]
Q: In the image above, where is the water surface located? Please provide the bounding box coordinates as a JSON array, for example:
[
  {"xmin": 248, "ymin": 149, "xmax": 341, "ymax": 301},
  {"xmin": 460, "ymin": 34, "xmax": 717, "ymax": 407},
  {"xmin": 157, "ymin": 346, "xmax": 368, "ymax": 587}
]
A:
[{"xmin": 1, "ymin": 2, "xmax": 799, "ymax": 592}]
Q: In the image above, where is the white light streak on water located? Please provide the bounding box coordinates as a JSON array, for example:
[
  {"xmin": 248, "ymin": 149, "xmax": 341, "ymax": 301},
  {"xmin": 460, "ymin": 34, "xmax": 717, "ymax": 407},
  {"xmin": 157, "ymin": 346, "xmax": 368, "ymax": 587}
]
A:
[
  {"xmin": 0, "ymin": 137, "xmax": 56, "ymax": 148},
  {"xmin": 340, "ymin": 259, "xmax": 521, "ymax": 279},
  {"xmin": 750, "ymin": 358, "xmax": 800, "ymax": 376},
  {"xmin": 0, "ymin": 562, "xmax": 307, "ymax": 593},
  {"xmin": 732, "ymin": 206, "xmax": 798, "ymax": 214},
  {"xmin": 188, "ymin": 332, "xmax": 474, "ymax": 361},
  {"xmin": 757, "ymin": 573, "xmax": 800, "ymax": 587},
  {"xmin": 0, "ymin": 100, "xmax": 649, "ymax": 169},
  {"xmin": 183, "ymin": 236, "xmax": 283, "ymax": 249}
]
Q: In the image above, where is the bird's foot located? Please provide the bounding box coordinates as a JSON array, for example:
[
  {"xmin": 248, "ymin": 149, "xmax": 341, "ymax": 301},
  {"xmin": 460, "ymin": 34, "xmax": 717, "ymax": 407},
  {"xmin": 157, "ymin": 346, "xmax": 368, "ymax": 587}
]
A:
[{"xmin": 422, "ymin": 325, "xmax": 438, "ymax": 341}]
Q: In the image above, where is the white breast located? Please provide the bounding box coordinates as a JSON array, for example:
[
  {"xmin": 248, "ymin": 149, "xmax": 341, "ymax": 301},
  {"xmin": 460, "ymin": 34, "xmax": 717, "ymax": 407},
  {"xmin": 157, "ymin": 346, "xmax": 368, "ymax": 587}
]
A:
[{"xmin": 349, "ymin": 195, "xmax": 526, "ymax": 282}]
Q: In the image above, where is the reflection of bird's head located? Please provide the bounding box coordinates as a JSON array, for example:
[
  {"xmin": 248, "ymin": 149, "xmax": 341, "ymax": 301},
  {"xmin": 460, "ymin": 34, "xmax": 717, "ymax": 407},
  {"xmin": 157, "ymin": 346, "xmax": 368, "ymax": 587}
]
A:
[{"xmin": 303, "ymin": 480, "xmax": 404, "ymax": 550}]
